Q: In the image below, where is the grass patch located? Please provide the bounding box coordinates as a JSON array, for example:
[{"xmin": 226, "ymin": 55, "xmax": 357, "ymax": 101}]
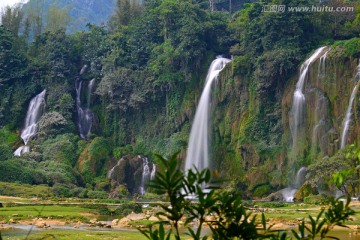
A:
[
  {"xmin": 0, "ymin": 205, "xmax": 97, "ymax": 222},
  {"xmin": 6, "ymin": 229, "xmax": 145, "ymax": 240},
  {"xmin": 0, "ymin": 182, "xmax": 53, "ymax": 198}
]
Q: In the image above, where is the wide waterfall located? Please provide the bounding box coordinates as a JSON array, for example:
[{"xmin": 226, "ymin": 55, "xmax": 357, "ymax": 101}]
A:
[
  {"xmin": 76, "ymin": 75, "xmax": 95, "ymax": 140},
  {"xmin": 184, "ymin": 57, "xmax": 231, "ymax": 173},
  {"xmin": 14, "ymin": 90, "xmax": 46, "ymax": 156},
  {"xmin": 291, "ymin": 46, "xmax": 328, "ymax": 150},
  {"xmin": 340, "ymin": 60, "xmax": 360, "ymax": 148}
]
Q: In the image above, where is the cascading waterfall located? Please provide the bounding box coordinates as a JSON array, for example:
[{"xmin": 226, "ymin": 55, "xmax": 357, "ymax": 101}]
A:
[
  {"xmin": 14, "ymin": 90, "xmax": 46, "ymax": 156},
  {"xmin": 150, "ymin": 163, "xmax": 156, "ymax": 180},
  {"xmin": 184, "ymin": 57, "xmax": 231, "ymax": 173},
  {"xmin": 76, "ymin": 66, "xmax": 95, "ymax": 140},
  {"xmin": 291, "ymin": 46, "xmax": 328, "ymax": 150},
  {"xmin": 107, "ymin": 158, "xmax": 124, "ymax": 179},
  {"xmin": 340, "ymin": 60, "xmax": 360, "ymax": 148},
  {"xmin": 318, "ymin": 50, "xmax": 329, "ymax": 77},
  {"xmin": 140, "ymin": 157, "xmax": 151, "ymax": 195},
  {"xmin": 281, "ymin": 167, "xmax": 307, "ymax": 202}
]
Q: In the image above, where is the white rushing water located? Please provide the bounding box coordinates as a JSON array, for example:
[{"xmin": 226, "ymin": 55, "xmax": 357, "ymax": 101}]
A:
[
  {"xmin": 140, "ymin": 157, "xmax": 151, "ymax": 196},
  {"xmin": 281, "ymin": 167, "xmax": 307, "ymax": 202},
  {"xmin": 106, "ymin": 158, "xmax": 124, "ymax": 179},
  {"xmin": 340, "ymin": 60, "xmax": 360, "ymax": 148},
  {"xmin": 291, "ymin": 46, "xmax": 328, "ymax": 149},
  {"xmin": 184, "ymin": 57, "xmax": 231, "ymax": 173},
  {"xmin": 76, "ymin": 78, "xmax": 95, "ymax": 140},
  {"xmin": 14, "ymin": 90, "xmax": 46, "ymax": 156},
  {"xmin": 318, "ymin": 49, "xmax": 329, "ymax": 77}
]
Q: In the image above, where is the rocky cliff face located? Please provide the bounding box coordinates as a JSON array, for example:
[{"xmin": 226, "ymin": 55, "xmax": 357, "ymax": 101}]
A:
[
  {"xmin": 282, "ymin": 49, "xmax": 360, "ymax": 159},
  {"xmin": 210, "ymin": 45, "xmax": 360, "ymax": 197}
]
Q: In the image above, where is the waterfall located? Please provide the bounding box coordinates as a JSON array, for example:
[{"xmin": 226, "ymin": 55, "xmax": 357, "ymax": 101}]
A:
[
  {"xmin": 184, "ymin": 57, "xmax": 231, "ymax": 173},
  {"xmin": 76, "ymin": 79, "xmax": 95, "ymax": 140},
  {"xmin": 291, "ymin": 46, "xmax": 328, "ymax": 150},
  {"xmin": 14, "ymin": 90, "xmax": 46, "ymax": 156},
  {"xmin": 340, "ymin": 61, "xmax": 360, "ymax": 148},
  {"xmin": 281, "ymin": 167, "xmax": 307, "ymax": 202},
  {"xmin": 318, "ymin": 50, "xmax": 329, "ymax": 77},
  {"xmin": 140, "ymin": 157, "xmax": 156, "ymax": 195},
  {"xmin": 150, "ymin": 163, "xmax": 156, "ymax": 180},
  {"xmin": 107, "ymin": 158, "xmax": 124, "ymax": 179}
]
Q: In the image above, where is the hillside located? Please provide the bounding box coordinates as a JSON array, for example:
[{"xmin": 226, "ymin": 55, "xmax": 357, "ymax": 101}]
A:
[
  {"xmin": 0, "ymin": 0, "xmax": 360, "ymax": 202},
  {"xmin": 22, "ymin": 0, "xmax": 116, "ymax": 32}
]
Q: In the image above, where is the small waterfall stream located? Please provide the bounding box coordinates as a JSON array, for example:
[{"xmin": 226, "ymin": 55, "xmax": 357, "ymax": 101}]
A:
[
  {"xmin": 14, "ymin": 90, "xmax": 46, "ymax": 156},
  {"xmin": 291, "ymin": 46, "xmax": 328, "ymax": 150},
  {"xmin": 76, "ymin": 65, "xmax": 95, "ymax": 140},
  {"xmin": 340, "ymin": 60, "xmax": 360, "ymax": 148},
  {"xmin": 184, "ymin": 57, "xmax": 231, "ymax": 173},
  {"xmin": 140, "ymin": 157, "xmax": 151, "ymax": 196},
  {"xmin": 281, "ymin": 167, "xmax": 307, "ymax": 202}
]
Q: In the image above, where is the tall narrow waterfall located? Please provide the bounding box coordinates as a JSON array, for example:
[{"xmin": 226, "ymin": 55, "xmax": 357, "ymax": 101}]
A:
[
  {"xmin": 184, "ymin": 57, "xmax": 231, "ymax": 173},
  {"xmin": 14, "ymin": 90, "xmax": 46, "ymax": 156},
  {"xmin": 76, "ymin": 78, "xmax": 95, "ymax": 140},
  {"xmin": 291, "ymin": 46, "xmax": 327, "ymax": 150},
  {"xmin": 340, "ymin": 60, "xmax": 360, "ymax": 148},
  {"xmin": 140, "ymin": 157, "xmax": 151, "ymax": 195}
]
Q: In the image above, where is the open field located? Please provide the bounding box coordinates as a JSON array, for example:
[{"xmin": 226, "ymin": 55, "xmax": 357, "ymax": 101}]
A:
[{"xmin": 1, "ymin": 196, "xmax": 360, "ymax": 239}]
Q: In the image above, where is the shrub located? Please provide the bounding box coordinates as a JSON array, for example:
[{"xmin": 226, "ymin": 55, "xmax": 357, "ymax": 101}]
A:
[
  {"xmin": 51, "ymin": 183, "xmax": 71, "ymax": 197},
  {"xmin": 87, "ymin": 190, "xmax": 108, "ymax": 199},
  {"xmin": 0, "ymin": 144, "xmax": 12, "ymax": 161},
  {"xmin": 41, "ymin": 134, "xmax": 79, "ymax": 166},
  {"xmin": 114, "ymin": 202, "xmax": 142, "ymax": 217},
  {"xmin": 304, "ymin": 194, "xmax": 328, "ymax": 205},
  {"xmin": 0, "ymin": 160, "xmax": 35, "ymax": 184}
]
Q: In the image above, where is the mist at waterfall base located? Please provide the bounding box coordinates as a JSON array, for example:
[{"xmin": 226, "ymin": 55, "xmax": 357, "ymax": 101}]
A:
[
  {"xmin": 341, "ymin": 60, "xmax": 360, "ymax": 149},
  {"xmin": 184, "ymin": 57, "xmax": 231, "ymax": 173},
  {"xmin": 76, "ymin": 65, "xmax": 95, "ymax": 140},
  {"xmin": 14, "ymin": 90, "xmax": 46, "ymax": 156}
]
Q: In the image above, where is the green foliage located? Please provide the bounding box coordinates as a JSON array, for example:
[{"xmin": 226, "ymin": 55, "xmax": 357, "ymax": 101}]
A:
[
  {"xmin": 59, "ymin": 93, "xmax": 74, "ymax": 120},
  {"xmin": 114, "ymin": 202, "xmax": 142, "ymax": 217},
  {"xmin": 113, "ymin": 145, "xmax": 133, "ymax": 159},
  {"xmin": 41, "ymin": 134, "xmax": 80, "ymax": 166},
  {"xmin": 140, "ymin": 153, "xmax": 356, "ymax": 240},
  {"xmin": 0, "ymin": 26, "xmax": 27, "ymax": 85},
  {"xmin": 0, "ymin": 144, "xmax": 13, "ymax": 161},
  {"xmin": 89, "ymin": 137, "xmax": 112, "ymax": 173},
  {"xmin": 303, "ymin": 195, "xmax": 328, "ymax": 205},
  {"xmin": 333, "ymin": 38, "xmax": 360, "ymax": 57},
  {"xmin": 0, "ymin": 127, "xmax": 19, "ymax": 146},
  {"xmin": 87, "ymin": 190, "xmax": 108, "ymax": 199},
  {"xmin": 1, "ymin": 5, "xmax": 24, "ymax": 37},
  {"xmin": 51, "ymin": 183, "xmax": 71, "ymax": 197},
  {"xmin": 0, "ymin": 159, "xmax": 35, "ymax": 184}
]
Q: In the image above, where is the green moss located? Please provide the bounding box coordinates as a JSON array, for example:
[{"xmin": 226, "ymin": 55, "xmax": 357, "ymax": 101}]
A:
[{"xmin": 333, "ymin": 38, "xmax": 360, "ymax": 57}]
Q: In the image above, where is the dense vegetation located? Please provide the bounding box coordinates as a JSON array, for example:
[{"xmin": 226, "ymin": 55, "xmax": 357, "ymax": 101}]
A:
[{"xmin": 0, "ymin": 0, "xmax": 360, "ymax": 200}]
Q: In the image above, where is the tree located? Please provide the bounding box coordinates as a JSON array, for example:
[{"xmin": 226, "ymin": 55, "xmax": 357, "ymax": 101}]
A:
[
  {"xmin": 0, "ymin": 26, "xmax": 27, "ymax": 85},
  {"xmin": 44, "ymin": 5, "xmax": 71, "ymax": 32},
  {"xmin": 108, "ymin": 0, "xmax": 143, "ymax": 30},
  {"xmin": 1, "ymin": 4, "xmax": 24, "ymax": 37},
  {"xmin": 332, "ymin": 143, "xmax": 360, "ymax": 197}
]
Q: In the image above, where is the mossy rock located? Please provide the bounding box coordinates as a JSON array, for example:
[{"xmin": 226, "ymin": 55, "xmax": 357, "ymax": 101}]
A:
[{"xmin": 293, "ymin": 183, "xmax": 318, "ymax": 202}]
